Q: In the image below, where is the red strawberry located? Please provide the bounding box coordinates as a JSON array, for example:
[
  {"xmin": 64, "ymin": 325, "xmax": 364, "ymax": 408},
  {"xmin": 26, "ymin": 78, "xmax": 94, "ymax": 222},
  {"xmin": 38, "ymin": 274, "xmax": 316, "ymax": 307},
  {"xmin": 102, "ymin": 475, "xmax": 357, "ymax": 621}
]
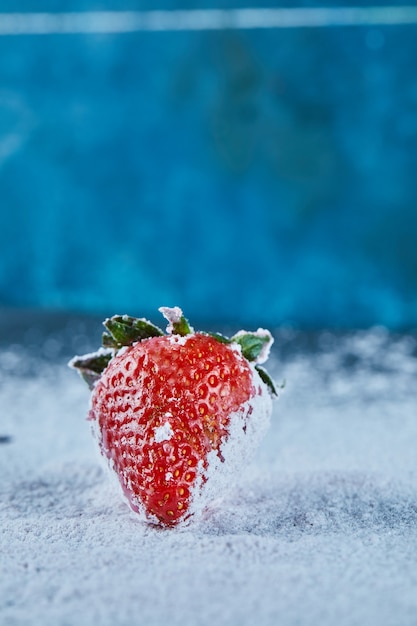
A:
[{"xmin": 70, "ymin": 307, "xmax": 277, "ymax": 527}]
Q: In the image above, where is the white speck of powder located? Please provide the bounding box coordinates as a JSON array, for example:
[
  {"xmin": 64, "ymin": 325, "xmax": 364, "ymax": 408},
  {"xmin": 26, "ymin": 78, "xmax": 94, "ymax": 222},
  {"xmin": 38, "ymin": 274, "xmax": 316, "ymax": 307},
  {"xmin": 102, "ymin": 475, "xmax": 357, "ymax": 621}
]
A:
[{"xmin": 154, "ymin": 421, "xmax": 174, "ymax": 443}]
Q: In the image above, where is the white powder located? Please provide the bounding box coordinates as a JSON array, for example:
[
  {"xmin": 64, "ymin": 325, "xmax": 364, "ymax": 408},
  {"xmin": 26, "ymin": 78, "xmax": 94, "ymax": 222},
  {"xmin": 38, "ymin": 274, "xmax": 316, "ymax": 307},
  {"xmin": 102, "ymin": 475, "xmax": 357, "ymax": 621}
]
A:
[
  {"xmin": 185, "ymin": 365, "xmax": 273, "ymax": 524},
  {"xmin": 166, "ymin": 334, "xmax": 189, "ymax": 346},
  {"xmin": 153, "ymin": 421, "xmax": 174, "ymax": 443},
  {"xmin": 2, "ymin": 328, "xmax": 417, "ymax": 626}
]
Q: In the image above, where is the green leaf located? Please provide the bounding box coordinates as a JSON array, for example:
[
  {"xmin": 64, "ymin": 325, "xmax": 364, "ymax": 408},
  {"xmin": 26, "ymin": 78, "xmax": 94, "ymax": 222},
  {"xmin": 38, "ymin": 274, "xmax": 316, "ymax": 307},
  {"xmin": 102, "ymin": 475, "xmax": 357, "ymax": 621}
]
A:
[
  {"xmin": 232, "ymin": 331, "xmax": 271, "ymax": 362},
  {"xmin": 102, "ymin": 331, "xmax": 119, "ymax": 348},
  {"xmin": 255, "ymin": 365, "xmax": 278, "ymax": 397},
  {"xmin": 206, "ymin": 332, "xmax": 232, "ymax": 345},
  {"xmin": 69, "ymin": 350, "xmax": 113, "ymax": 390},
  {"xmin": 103, "ymin": 315, "xmax": 164, "ymax": 347}
]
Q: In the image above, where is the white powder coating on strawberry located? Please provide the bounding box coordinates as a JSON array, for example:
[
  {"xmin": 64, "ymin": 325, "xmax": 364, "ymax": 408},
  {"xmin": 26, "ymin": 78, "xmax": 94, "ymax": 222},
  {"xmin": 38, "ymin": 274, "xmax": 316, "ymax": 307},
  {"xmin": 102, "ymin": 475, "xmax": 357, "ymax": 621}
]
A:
[
  {"xmin": 183, "ymin": 364, "xmax": 273, "ymax": 525},
  {"xmin": 166, "ymin": 334, "xmax": 189, "ymax": 346},
  {"xmin": 153, "ymin": 421, "xmax": 174, "ymax": 443}
]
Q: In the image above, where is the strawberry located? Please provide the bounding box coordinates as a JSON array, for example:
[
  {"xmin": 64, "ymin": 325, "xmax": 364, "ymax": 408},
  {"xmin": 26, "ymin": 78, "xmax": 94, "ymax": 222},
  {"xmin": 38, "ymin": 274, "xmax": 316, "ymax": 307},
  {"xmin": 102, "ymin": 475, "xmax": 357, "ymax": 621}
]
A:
[{"xmin": 70, "ymin": 307, "xmax": 277, "ymax": 527}]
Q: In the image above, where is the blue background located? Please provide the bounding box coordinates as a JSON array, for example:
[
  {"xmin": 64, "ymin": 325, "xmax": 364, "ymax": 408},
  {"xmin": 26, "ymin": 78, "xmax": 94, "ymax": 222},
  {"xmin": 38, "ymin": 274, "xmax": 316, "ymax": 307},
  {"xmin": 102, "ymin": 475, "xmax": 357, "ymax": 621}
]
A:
[{"xmin": 1, "ymin": 2, "xmax": 417, "ymax": 329}]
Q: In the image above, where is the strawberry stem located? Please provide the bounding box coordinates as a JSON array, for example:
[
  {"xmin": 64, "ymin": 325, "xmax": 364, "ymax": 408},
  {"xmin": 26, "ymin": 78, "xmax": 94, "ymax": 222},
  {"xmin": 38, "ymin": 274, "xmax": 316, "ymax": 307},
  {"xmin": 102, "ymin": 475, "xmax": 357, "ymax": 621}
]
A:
[{"xmin": 159, "ymin": 307, "xmax": 193, "ymax": 336}]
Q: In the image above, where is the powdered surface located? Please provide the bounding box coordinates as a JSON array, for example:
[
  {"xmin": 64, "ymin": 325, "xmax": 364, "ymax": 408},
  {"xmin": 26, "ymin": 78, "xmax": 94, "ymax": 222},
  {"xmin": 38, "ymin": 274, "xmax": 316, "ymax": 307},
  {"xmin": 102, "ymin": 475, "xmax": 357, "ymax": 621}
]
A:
[{"xmin": 1, "ymin": 327, "xmax": 417, "ymax": 626}]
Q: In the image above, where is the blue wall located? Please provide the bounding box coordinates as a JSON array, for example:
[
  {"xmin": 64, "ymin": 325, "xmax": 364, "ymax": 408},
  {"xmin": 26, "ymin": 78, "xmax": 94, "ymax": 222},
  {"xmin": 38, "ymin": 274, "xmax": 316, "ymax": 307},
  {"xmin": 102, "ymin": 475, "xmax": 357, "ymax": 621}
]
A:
[{"xmin": 1, "ymin": 4, "xmax": 417, "ymax": 328}]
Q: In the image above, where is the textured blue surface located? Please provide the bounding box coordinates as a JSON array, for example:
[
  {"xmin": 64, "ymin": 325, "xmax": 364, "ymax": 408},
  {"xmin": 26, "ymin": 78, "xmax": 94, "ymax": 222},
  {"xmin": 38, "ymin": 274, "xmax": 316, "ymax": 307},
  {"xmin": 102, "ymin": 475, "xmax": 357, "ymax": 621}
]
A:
[{"xmin": 1, "ymin": 6, "xmax": 417, "ymax": 328}]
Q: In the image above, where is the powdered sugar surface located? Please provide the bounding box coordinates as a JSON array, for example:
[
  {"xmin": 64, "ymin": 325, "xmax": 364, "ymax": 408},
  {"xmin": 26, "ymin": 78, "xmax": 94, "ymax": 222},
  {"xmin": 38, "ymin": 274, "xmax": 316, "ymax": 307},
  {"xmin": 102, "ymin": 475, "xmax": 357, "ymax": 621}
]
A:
[
  {"xmin": 2, "ymin": 328, "xmax": 417, "ymax": 626},
  {"xmin": 153, "ymin": 420, "xmax": 174, "ymax": 443}
]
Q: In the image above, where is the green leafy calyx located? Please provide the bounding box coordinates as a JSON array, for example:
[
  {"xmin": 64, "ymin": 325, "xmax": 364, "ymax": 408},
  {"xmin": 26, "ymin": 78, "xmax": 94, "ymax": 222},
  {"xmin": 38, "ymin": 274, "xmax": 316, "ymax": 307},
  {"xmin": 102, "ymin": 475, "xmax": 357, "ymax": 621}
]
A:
[
  {"xmin": 68, "ymin": 307, "xmax": 278, "ymax": 397},
  {"xmin": 255, "ymin": 365, "xmax": 278, "ymax": 397},
  {"xmin": 69, "ymin": 349, "xmax": 113, "ymax": 390},
  {"xmin": 231, "ymin": 329, "xmax": 273, "ymax": 364},
  {"xmin": 103, "ymin": 315, "xmax": 163, "ymax": 348}
]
